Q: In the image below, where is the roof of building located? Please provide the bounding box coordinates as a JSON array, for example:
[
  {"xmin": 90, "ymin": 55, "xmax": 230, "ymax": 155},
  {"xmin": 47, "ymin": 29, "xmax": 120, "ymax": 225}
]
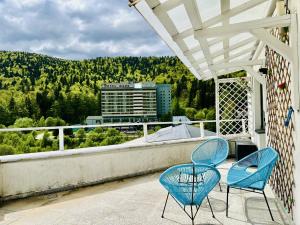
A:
[
  {"xmin": 86, "ymin": 116, "xmax": 103, "ymax": 120},
  {"xmin": 102, "ymin": 82, "xmax": 156, "ymax": 90},
  {"xmin": 172, "ymin": 116, "xmax": 191, "ymax": 123},
  {"xmin": 145, "ymin": 124, "xmax": 216, "ymax": 143}
]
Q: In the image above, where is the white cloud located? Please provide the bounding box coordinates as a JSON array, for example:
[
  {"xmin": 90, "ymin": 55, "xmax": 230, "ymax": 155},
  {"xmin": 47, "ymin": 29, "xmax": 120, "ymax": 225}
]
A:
[{"xmin": 0, "ymin": 0, "xmax": 172, "ymax": 59}]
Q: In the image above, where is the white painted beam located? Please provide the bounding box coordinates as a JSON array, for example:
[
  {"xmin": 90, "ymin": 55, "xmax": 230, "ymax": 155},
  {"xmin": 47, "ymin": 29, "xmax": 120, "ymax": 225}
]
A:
[
  {"xmin": 152, "ymin": 0, "xmax": 181, "ymax": 11},
  {"xmin": 221, "ymin": 0, "xmax": 230, "ymax": 63},
  {"xmin": 195, "ymin": 37, "xmax": 257, "ymax": 64},
  {"xmin": 183, "ymin": 0, "xmax": 215, "ymax": 76},
  {"xmin": 145, "ymin": 0, "xmax": 160, "ymax": 8},
  {"xmin": 203, "ymin": 0, "xmax": 269, "ymax": 28},
  {"xmin": 251, "ymin": 28, "xmax": 293, "ymax": 62},
  {"xmin": 212, "ymin": 60, "xmax": 264, "ymax": 70},
  {"xmin": 250, "ymin": 0, "xmax": 277, "ymax": 60},
  {"xmin": 171, "ymin": 0, "xmax": 269, "ymax": 41},
  {"xmin": 195, "ymin": 15, "xmax": 291, "ymax": 38},
  {"xmin": 135, "ymin": 0, "xmax": 202, "ymax": 79},
  {"xmin": 215, "ymin": 67, "xmax": 245, "ymax": 77}
]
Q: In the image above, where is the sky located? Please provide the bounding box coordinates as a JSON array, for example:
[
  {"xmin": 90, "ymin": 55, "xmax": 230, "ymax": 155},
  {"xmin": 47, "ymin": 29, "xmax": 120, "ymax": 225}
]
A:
[{"xmin": 0, "ymin": 0, "xmax": 172, "ymax": 59}]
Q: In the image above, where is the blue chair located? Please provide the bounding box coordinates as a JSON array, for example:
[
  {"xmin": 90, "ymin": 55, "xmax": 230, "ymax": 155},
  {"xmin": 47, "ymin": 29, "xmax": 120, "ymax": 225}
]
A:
[
  {"xmin": 191, "ymin": 137, "xmax": 229, "ymax": 191},
  {"xmin": 160, "ymin": 164, "xmax": 220, "ymax": 225},
  {"xmin": 226, "ymin": 147, "xmax": 279, "ymax": 221}
]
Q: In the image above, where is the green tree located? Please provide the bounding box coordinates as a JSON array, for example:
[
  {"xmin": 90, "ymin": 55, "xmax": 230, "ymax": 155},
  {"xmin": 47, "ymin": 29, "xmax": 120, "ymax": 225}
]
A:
[
  {"xmin": 195, "ymin": 111, "xmax": 206, "ymax": 120},
  {"xmin": 185, "ymin": 107, "xmax": 197, "ymax": 120},
  {"xmin": 0, "ymin": 144, "xmax": 15, "ymax": 156},
  {"xmin": 13, "ymin": 117, "xmax": 35, "ymax": 128}
]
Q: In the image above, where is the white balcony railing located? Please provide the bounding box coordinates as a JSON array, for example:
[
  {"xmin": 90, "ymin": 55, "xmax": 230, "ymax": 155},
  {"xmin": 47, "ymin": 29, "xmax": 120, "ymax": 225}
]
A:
[{"xmin": 0, "ymin": 119, "xmax": 249, "ymax": 151}]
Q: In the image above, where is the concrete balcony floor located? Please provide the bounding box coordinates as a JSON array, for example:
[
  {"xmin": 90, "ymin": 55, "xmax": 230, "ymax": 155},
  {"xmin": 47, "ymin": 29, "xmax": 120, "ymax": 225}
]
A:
[{"xmin": 0, "ymin": 161, "xmax": 292, "ymax": 225}]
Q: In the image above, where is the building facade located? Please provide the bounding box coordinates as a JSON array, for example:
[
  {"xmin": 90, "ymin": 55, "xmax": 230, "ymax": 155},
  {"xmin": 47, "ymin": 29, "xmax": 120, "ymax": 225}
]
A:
[
  {"xmin": 156, "ymin": 84, "xmax": 171, "ymax": 117},
  {"xmin": 101, "ymin": 83, "xmax": 157, "ymax": 123},
  {"xmin": 86, "ymin": 116, "xmax": 103, "ymax": 125}
]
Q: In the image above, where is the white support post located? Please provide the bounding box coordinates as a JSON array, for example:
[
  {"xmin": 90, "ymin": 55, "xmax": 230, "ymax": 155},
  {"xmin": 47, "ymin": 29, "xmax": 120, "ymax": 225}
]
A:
[
  {"xmin": 290, "ymin": 5, "xmax": 300, "ymax": 222},
  {"xmin": 242, "ymin": 119, "xmax": 247, "ymax": 135},
  {"xmin": 215, "ymin": 79, "xmax": 220, "ymax": 136},
  {"xmin": 143, "ymin": 123, "xmax": 148, "ymax": 138},
  {"xmin": 59, "ymin": 128, "xmax": 64, "ymax": 151},
  {"xmin": 200, "ymin": 122, "xmax": 205, "ymax": 138}
]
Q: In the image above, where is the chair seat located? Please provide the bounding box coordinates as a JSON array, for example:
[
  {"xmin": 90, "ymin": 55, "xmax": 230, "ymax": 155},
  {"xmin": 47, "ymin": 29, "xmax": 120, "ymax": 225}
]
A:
[
  {"xmin": 227, "ymin": 168, "xmax": 265, "ymax": 190},
  {"xmin": 160, "ymin": 164, "xmax": 220, "ymax": 206}
]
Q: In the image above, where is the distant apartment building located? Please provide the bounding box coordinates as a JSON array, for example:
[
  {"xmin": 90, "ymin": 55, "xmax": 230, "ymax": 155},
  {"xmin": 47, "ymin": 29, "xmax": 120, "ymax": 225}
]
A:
[
  {"xmin": 101, "ymin": 83, "xmax": 157, "ymax": 123},
  {"xmin": 156, "ymin": 84, "xmax": 171, "ymax": 116}
]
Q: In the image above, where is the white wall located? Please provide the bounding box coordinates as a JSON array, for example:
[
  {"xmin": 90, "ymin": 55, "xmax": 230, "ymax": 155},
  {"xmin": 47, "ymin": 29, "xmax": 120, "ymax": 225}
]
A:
[
  {"xmin": 291, "ymin": 0, "xmax": 300, "ymax": 223},
  {"xmin": 289, "ymin": 0, "xmax": 300, "ymax": 223},
  {"xmin": 0, "ymin": 139, "xmax": 201, "ymax": 200}
]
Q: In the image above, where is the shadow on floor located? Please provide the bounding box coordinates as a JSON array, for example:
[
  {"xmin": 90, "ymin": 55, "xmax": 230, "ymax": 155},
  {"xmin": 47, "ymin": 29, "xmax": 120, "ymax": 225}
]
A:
[{"xmin": 245, "ymin": 196, "xmax": 287, "ymax": 225}]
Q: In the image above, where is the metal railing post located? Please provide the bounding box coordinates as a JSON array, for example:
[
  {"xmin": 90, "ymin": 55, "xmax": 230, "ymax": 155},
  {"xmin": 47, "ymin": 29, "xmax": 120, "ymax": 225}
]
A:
[
  {"xmin": 59, "ymin": 127, "xmax": 64, "ymax": 151},
  {"xmin": 200, "ymin": 122, "xmax": 205, "ymax": 138},
  {"xmin": 143, "ymin": 123, "xmax": 148, "ymax": 138},
  {"xmin": 242, "ymin": 119, "xmax": 246, "ymax": 134}
]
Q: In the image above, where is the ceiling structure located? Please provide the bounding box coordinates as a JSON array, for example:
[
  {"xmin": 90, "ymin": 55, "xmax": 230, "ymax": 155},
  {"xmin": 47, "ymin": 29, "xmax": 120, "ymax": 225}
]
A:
[{"xmin": 129, "ymin": 0, "xmax": 293, "ymax": 81}]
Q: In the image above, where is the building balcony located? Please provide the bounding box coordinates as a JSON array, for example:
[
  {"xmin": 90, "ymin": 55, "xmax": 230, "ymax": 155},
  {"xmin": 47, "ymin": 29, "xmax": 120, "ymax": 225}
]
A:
[
  {"xmin": 0, "ymin": 158, "xmax": 292, "ymax": 225},
  {"xmin": 0, "ymin": 117, "xmax": 296, "ymax": 225}
]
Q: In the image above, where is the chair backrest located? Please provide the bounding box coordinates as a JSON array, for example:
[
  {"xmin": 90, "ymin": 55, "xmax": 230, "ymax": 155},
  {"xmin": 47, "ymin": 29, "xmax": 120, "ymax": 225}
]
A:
[
  {"xmin": 159, "ymin": 164, "xmax": 220, "ymax": 206},
  {"xmin": 256, "ymin": 147, "xmax": 278, "ymax": 185},
  {"xmin": 191, "ymin": 137, "xmax": 229, "ymax": 166}
]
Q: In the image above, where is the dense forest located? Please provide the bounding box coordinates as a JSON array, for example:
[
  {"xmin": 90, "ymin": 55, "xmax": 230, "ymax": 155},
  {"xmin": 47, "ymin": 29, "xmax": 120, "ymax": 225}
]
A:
[
  {"xmin": 0, "ymin": 51, "xmax": 222, "ymax": 125},
  {"xmin": 0, "ymin": 51, "xmax": 245, "ymax": 155}
]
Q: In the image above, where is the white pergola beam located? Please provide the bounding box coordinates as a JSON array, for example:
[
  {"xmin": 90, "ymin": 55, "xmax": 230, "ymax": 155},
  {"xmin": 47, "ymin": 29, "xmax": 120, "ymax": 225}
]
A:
[
  {"xmin": 251, "ymin": 28, "xmax": 294, "ymax": 62},
  {"xmin": 211, "ymin": 47, "xmax": 256, "ymax": 66},
  {"xmin": 183, "ymin": 0, "xmax": 215, "ymax": 76},
  {"xmin": 145, "ymin": 0, "xmax": 160, "ymax": 8},
  {"xmin": 250, "ymin": 0, "xmax": 277, "ymax": 60},
  {"xmin": 221, "ymin": 0, "xmax": 230, "ymax": 63},
  {"xmin": 171, "ymin": 0, "xmax": 269, "ymax": 41},
  {"xmin": 215, "ymin": 67, "xmax": 244, "ymax": 77},
  {"xmin": 195, "ymin": 37, "xmax": 257, "ymax": 64},
  {"xmin": 183, "ymin": 34, "xmax": 235, "ymax": 56},
  {"xmin": 203, "ymin": 0, "xmax": 269, "ymax": 28},
  {"xmin": 212, "ymin": 60, "xmax": 264, "ymax": 70},
  {"xmin": 152, "ymin": 0, "xmax": 181, "ymax": 11},
  {"xmin": 195, "ymin": 15, "xmax": 291, "ymax": 38}
]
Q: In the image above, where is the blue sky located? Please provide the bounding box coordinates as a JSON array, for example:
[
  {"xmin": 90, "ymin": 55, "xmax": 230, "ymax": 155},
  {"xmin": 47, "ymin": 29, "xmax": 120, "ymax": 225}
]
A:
[{"xmin": 0, "ymin": 0, "xmax": 172, "ymax": 59}]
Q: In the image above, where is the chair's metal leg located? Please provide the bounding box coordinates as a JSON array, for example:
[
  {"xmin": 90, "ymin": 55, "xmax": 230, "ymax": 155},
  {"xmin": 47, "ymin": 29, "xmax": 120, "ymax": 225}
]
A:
[
  {"xmin": 218, "ymin": 182, "xmax": 222, "ymax": 192},
  {"xmin": 161, "ymin": 192, "xmax": 169, "ymax": 218},
  {"xmin": 206, "ymin": 196, "xmax": 215, "ymax": 218},
  {"xmin": 226, "ymin": 186, "xmax": 230, "ymax": 217},
  {"xmin": 190, "ymin": 205, "xmax": 194, "ymax": 225},
  {"xmin": 263, "ymin": 191, "xmax": 274, "ymax": 221}
]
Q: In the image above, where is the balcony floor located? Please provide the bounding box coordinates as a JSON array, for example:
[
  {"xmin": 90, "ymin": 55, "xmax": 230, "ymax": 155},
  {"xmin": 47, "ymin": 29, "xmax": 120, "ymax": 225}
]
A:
[{"xmin": 0, "ymin": 161, "xmax": 292, "ymax": 225}]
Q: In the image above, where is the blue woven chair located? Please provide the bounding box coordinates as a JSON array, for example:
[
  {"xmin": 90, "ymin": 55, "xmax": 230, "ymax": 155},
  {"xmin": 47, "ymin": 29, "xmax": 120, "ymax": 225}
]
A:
[
  {"xmin": 226, "ymin": 147, "xmax": 278, "ymax": 221},
  {"xmin": 160, "ymin": 164, "xmax": 220, "ymax": 225},
  {"xmin": 191, "ymin": 137, "xmax": 229, "ymax": 191}
]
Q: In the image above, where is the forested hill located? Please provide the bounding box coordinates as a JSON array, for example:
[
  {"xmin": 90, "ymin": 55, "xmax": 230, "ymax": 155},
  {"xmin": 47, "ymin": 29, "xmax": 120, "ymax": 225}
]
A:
[{"xmin": 0, "ymin": 51, "xmax": 241, "ymax": 126}]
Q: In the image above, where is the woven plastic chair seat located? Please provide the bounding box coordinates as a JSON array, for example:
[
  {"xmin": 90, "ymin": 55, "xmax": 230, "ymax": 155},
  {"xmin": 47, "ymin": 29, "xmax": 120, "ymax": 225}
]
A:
[
  {"xmin": 191, "ymin": 138, "xmax": 229, "ymax": 167},
  {"xmin": 159, "ymin": 164, "xmax": 220, "ymax": 206},
  {"xmin": 227, "ymin": 147, "xmax": 278, "ymax": 190}
]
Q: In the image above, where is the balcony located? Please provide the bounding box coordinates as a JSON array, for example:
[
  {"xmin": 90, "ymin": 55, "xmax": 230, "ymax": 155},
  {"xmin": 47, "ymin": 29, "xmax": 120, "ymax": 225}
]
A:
[
  {"xmin": 0, "ymin": 120, "xmax": 293, "ymax": 224},
  {"xmin": 0, "ymin": 160, "xmax": 292, "ymax": 225}
]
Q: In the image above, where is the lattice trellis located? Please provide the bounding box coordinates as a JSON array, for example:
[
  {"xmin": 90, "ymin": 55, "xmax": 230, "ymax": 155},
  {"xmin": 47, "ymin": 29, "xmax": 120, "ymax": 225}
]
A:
[
  {"xmin": 216, "ymin": 77, "xmax": 252, "ymax": 136},
  {"xmin": 266, "ymin": 27, "xmax": 295, "ymax": 217}
]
